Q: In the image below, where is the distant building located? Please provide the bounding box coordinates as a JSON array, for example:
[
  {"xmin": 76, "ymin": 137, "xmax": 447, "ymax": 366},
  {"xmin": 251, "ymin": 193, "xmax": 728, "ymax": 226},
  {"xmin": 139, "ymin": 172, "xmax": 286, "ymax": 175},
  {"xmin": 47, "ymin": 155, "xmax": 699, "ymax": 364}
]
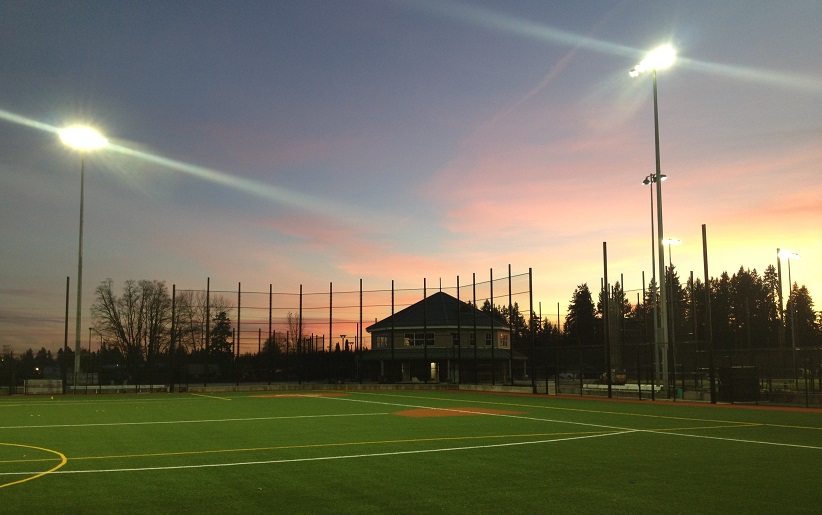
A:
[{"xmin": 364, "ymin": 291, "xmax": 526, "ymax": 383}]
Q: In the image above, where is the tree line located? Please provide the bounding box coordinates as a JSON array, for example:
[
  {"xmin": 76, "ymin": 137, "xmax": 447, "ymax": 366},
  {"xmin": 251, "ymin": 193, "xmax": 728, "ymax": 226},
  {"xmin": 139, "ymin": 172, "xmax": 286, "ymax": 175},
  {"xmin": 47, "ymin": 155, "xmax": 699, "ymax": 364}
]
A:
[
  {"xmin": 557, "ymin": 264, "xmax": 820, "ymax": 351},
  {"xmin": 476, "ymin": 264, "xmax": 819, "ymax": 381},
  {"xmin": 2, "ymin": 265, "xmax": 819, "ymax": 384}
]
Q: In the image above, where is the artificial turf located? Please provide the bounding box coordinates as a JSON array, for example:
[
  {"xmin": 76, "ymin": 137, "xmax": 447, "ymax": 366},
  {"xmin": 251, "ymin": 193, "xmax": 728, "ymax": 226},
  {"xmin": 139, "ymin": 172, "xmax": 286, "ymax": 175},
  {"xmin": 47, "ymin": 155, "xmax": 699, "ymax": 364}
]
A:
[{"xmin": 1, "ymin": 390, "xmax": 820, "ymax": 514}]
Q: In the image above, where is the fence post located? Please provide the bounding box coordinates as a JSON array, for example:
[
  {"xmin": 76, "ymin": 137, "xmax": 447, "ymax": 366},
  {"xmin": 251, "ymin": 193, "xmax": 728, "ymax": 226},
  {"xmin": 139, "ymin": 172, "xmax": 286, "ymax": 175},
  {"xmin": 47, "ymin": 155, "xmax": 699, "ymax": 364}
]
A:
[
  {"xmin": 529, "ymin": 268, "xmax": 536, "ymax": 394},
  {"xmin": 205, "ymin": 277, "xmax": 210, "ymax": 387},
  {"xmin": 359, "ymin": 279, "xmax": 363, "ymax": 383},
  {"xmin": 603, "ymin": 242, "xmax": 612, "ymax": 399},
  {"xmin": 490, "ymin": 268, "xmax": 495, "ymax": 386},
  {"xmin": 702, "ymin": 224, "xmax": 717, "ymax": 403},
  {"xmin": 298, "ymin": 285, "xmax": 303, "ymax": 385},
  {"xmin": 423, "ymin": 278, "xmax": 428, "ymax": 383},
  {"xmin": 456, "ymin": 275, "xmax": 461, "ymax": 386},
  {"xmin": 236, "ymin": 282, "xmax": 241, "ymax": 386},
  {"xmin": 473, "ymin": 273, "xmax": 478, "ymax": 385},
  {"xmin": 391, "ymin": 280, "xmax": 395, "ymax": 383},
  {"xmin": 63, "ymin": 276, "xmax": 70, "ymax": 394},
  {"xmin": 170, "ymin": 284, "xmax": 176, "ymax": 392},
  {"xmin": 508, "ymin": 264, "xmax": 514, "ymax": 386}
]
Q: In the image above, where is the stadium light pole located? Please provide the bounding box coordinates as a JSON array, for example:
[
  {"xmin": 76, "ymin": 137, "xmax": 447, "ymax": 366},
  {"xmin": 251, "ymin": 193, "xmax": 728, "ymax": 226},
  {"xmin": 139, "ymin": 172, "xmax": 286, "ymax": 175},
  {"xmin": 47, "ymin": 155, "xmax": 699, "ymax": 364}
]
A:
[
  {"xmin": 663, "ymin": 239, "xmax": 681, "ymax": 271},
  {"xmin": 631, "ymin": 44, "xmax": 676, "ymax": 387},
  {"xmin": 60, "ymin": 125, "xmax": 108, "ymax": 392},
  {"xmin": 778, "ymin": 249, "xmax": 800, "ymax": 386},
  {"xmin": 776, "ymin": 248, "xmax": 785, "ymax": 350},
  {"xmin": 642, "ymin": 174, "xmax": 666, "ymax": 357},
  {"xmin": 663, "ymin": 237, "xmax": 681, "ymax": 327},
  {"xmin": 664, "ymin": 238, "xmax": 681, "ymax": 396}
]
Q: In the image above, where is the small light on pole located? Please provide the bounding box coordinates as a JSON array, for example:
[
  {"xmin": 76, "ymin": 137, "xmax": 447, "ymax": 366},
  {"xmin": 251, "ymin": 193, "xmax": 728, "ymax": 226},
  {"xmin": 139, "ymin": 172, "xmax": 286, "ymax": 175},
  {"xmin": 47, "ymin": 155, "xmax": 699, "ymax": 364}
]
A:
[{"xmin": 60, "ymin": 125, "xmax": 108, "ymax": 392}]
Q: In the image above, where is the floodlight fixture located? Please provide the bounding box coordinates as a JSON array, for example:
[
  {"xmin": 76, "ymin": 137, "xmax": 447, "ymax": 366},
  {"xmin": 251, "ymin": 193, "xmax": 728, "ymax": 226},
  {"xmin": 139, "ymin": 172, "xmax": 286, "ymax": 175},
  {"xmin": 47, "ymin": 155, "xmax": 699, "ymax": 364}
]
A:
[
  {"xmin": 59, "ymin": 125, "xmax": 108, "ymax": 151},
  {"xmin": 630, "ymin": 44, "xmax": 676, "ymax": 77}
]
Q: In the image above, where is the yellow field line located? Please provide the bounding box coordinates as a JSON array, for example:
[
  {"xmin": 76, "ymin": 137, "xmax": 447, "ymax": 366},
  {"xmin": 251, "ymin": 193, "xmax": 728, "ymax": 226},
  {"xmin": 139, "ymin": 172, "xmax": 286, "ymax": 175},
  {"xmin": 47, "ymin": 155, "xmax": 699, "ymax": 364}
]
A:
[
  {"xmin": 0, "ymin": 443, "xmax": 67, "ymax": 489},
  {"xmin": 58, "ymin": 425, "xmax": 754, "ymax": 461},
  {"xmin": 0, "ymin": 431, "xmax": 610, "ymax": 465}
]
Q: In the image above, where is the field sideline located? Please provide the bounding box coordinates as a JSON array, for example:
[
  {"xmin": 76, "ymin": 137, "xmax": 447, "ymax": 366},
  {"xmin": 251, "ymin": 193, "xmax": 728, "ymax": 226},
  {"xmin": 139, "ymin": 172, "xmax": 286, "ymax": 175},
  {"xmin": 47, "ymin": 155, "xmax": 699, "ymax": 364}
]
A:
[{"xmin": 2, "ymin": 390, "xmax": 820, "ymax": 514}]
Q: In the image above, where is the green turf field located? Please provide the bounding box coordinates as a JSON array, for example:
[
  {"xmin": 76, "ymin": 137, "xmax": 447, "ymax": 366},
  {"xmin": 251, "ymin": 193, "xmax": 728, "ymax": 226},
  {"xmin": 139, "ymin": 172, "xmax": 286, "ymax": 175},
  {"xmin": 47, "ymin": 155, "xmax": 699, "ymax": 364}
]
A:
[{"xmin": 1, "ymin": 390, "xmax": 820, "ymax": 514}]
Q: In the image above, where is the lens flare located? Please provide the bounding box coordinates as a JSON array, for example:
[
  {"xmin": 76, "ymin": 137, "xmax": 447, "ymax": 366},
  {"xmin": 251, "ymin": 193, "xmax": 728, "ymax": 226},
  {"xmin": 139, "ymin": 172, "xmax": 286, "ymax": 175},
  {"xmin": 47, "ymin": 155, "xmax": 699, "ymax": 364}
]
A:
[{"xmin": 0, "ymin": 108, "xmax": 360, "ymax": 222}]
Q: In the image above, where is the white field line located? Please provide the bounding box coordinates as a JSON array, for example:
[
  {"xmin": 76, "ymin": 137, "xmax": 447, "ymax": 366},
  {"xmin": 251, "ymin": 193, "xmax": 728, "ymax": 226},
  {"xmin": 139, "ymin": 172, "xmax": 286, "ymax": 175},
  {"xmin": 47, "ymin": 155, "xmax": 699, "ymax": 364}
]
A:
[
  {"xmin": 640, "ymin": 429, "xmax": 822, "ymax": 450},
  {"xmin": 324, "ymin": 395, "xmax": 638, "ymax": 432},
  {"xmin": 0, "ymin": 412, "xmax": 388, "ymax": 431},
  {"xmin": 1, "ymin": 430, "xmax": 632, "ymax": 476},
  {"xmin": 0, "ymin": 396, "xmax": 220, "ymax": 409},
  {"xmin": 189, "ymin": 393, "xmax": 232, "ymax": 401},
  {"xmin": 323, "ymin": 394, "xmax": 822, "ymax": 451}
]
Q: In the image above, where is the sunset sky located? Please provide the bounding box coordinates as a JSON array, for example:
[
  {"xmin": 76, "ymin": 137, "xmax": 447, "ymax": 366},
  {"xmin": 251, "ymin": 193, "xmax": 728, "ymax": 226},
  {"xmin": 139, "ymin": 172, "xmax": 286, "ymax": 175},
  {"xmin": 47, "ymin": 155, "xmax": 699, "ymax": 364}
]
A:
[{"xmin": 1, "ymin": 0, "xmax": 820, "ymax": 354}]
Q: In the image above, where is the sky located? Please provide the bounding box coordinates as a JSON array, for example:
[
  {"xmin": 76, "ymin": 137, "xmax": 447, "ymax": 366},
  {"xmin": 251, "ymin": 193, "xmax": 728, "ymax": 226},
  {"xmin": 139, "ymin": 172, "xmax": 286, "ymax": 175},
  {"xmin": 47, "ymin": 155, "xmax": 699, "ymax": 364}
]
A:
[{"xmin": 1, "ymin": 0, "xmax": 820, "ymax": 355}]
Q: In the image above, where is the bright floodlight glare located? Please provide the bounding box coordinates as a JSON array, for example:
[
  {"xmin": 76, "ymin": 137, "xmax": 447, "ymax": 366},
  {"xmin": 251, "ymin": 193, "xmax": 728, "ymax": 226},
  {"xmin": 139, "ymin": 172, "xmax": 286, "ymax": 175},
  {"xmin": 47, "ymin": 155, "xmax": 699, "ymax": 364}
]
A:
[
  {"xmin": 59, "ymin": 126, "xmax": 108, "ymax": 150},
  {"xmin": 630, "ymin": 44, "xmax": 676, "ymax": 76},
  {"xmin": 779, "ymin": 249, "xmax": 800, "ymax": 260},
  {"xmin": 663, "ymin": 238, "xmax": 681, "ymax": 246},
  {"xmin": 645, "ymin": 44, "xmax": 676, "ymax": 70}
]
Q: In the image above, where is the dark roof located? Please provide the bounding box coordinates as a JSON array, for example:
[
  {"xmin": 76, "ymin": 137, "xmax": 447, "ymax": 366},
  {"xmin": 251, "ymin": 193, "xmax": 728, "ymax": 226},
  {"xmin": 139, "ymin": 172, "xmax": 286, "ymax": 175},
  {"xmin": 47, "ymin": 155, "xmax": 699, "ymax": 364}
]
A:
[
  {"xmin": 360, "ymin": 347, "xmax": 527, "ymax": 362},
  {"xmin": 366, "ymin": 291, "xmax": 508, "ymax": 333}
]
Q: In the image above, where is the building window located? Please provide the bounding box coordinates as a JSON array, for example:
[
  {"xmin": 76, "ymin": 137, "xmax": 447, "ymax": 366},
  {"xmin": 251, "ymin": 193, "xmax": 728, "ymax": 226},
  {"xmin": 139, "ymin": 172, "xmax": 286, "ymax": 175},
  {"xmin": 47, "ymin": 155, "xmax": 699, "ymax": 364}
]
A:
[
  {"xmin": 452, "ymin": 333, "xmax": 459, "ymax": 346},
  {"xmin": 498, "ymin": 333, "xmax": 509, "ymax": 349},
  {"xmin": 376, "ymin": 335, "xmax": 389, "ymax": 348},
  {"xmin": 404, "ymin": 332, "xmax": 434, "ymax": 346},
  {"xmin": 485, "ymin": 333, "xmax": 492, "ymax": 346},
  {"xmin": 469, "ymin": 333, "xmax": 476, "ymax": 346}
]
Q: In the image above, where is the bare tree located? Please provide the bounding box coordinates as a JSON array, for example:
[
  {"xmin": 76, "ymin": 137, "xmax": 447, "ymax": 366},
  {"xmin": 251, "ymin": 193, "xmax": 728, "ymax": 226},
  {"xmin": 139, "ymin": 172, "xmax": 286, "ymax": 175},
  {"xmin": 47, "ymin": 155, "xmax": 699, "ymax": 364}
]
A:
[
  {"xmin": 173, "ymin": 290, "xmax": 201, "ymax": 353},
  {"xmin": 91, "ymin": 279, "xmax": 172, "ymax": 368},
  {"xmin": 172, "ymin": 290, "xmax": 233, "ymax": 353},
  {"xmin": 286, "ymin": 311, "xmax": 302, "ymax": 352},
  {"xmin": 263, "ymin": 332, "xmax": 286, "ymax": 354}
]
